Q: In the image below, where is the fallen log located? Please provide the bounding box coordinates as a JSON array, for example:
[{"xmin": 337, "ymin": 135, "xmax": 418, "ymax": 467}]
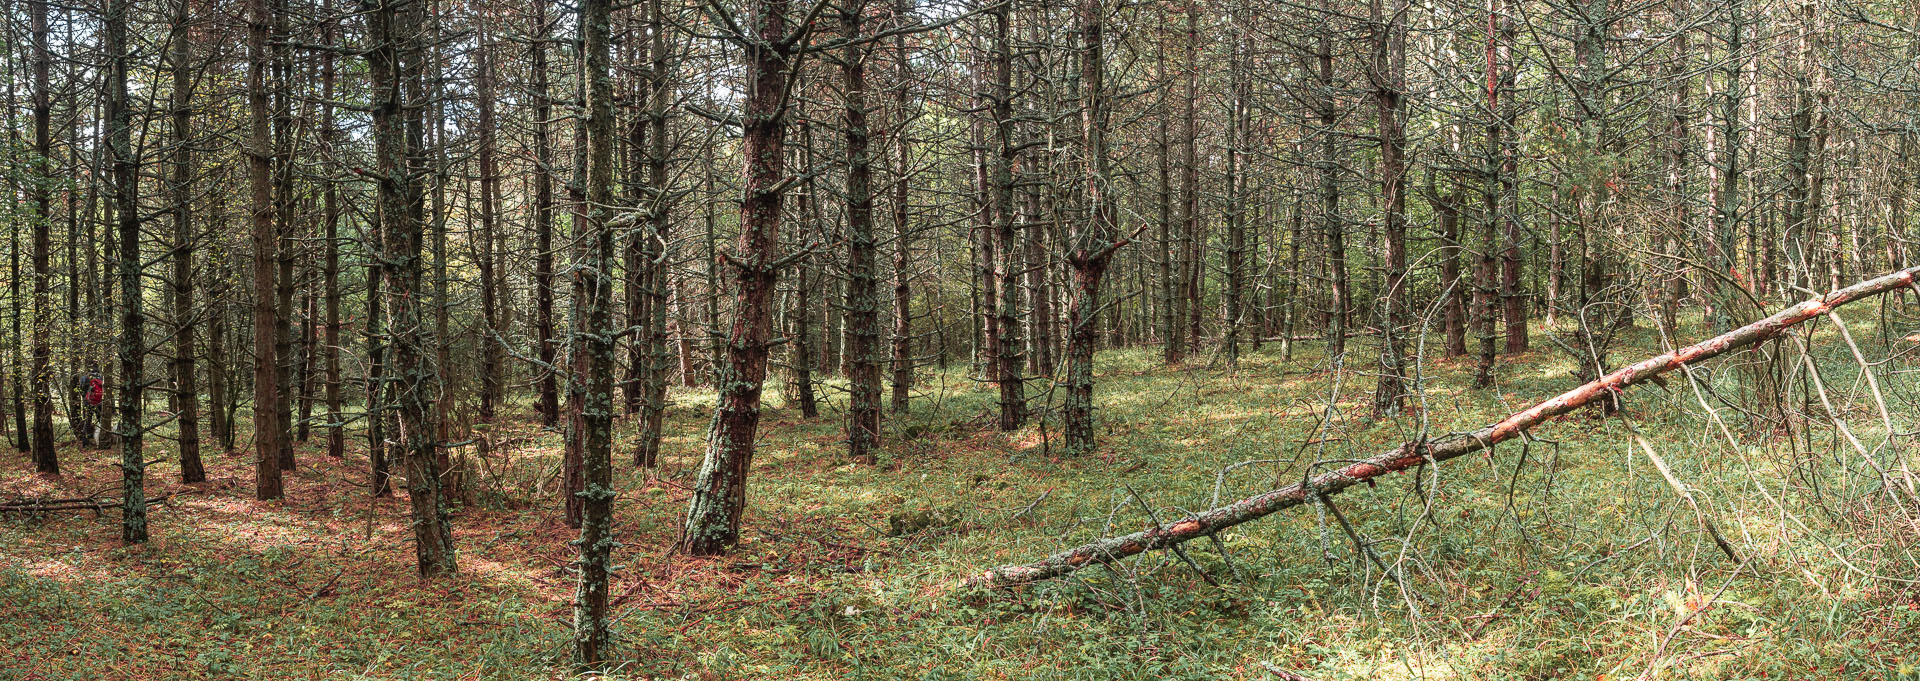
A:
[
  {"xmin": 0, "ymin": 491, "xmax": 180, "ymax": 515},
  {"xmin": 965, "ymin": 265, "xmax": 1920, "ymax": 589}
]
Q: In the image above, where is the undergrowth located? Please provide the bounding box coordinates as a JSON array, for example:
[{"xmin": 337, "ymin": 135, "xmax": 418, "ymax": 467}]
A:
[{"xmin": 4, "ymin": 316, "xmax": 1920, "ymax": 680}]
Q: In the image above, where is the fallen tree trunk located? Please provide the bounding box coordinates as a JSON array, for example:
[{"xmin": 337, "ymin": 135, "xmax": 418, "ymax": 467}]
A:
[
  {"xmin": 0, "ymin": 491, "xmax": 180, "ymax": 515},
  {"xmin": 966, "ymin": 266, "xmax": 1920, "ymax": 589}
]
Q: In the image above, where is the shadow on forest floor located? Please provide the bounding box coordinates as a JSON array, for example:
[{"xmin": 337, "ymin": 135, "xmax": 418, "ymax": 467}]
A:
[{"xmin": 5, "ymin": 320, "xmax": 1920, "ymax": 679}]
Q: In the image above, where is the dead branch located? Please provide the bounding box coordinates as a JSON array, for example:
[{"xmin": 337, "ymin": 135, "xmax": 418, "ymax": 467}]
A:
[
  {"xmin": 963, "ymin": 266, "xmax": 1920, "ymax": 589},
  {"xmin": 0, "ymin": 491, "xmax": 181, "ymax": 514}
]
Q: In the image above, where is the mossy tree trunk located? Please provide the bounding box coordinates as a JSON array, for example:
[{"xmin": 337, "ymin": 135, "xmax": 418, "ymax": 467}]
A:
[
  {"xmin": 571, "ymin": 0, "xmax": 618, "ymax": 662},
  {"xmin": 1063, "ymin": 0, "xmax": 1129, "ymax": 456},
  {"xmin": 844, "ymin": 0, "xmax": 882, "ymax": 463},
  {"xmin": 363, "ymin": 0, "xmax": 455, "ymax": 576},
  {"xmin": 682, "ymin": 0, "xmax": 794, "ymax": 556},
  {"xmin": 107, "ymin": 0, "xmax": 144, "ymax": 542},
  {"xmin": 635, "ymin": 0, "xmax": 674, "ymax": 467}
]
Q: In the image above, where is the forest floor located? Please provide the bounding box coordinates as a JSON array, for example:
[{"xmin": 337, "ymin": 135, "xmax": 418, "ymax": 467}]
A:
[{"xmin": 4, "ymin": 320, "xmax": 1920, "ymax": 680}]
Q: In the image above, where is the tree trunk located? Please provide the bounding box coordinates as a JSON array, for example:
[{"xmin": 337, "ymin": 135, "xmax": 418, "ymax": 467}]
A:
[
  {"xmin": 1063, "ymin": 0, "xmax": 1128, "ymax": 456},
  {"xmin": 1370, "ymin": 0, "xmax": 1409, "ymax": 414},
  {"xmin": 426, "ymin": 15, "xmax": 457, "ymax": 499},
  {"xmin": 562, "ymin": 106, "xmax": 591, "ymax": 529},
  {"xmin": 271, "ymin": 0, "xmax": 296, "ymax": 471},
  {"xmin": 8, "ymin": 190, "xmax": 24, "ymax": 455},
  {"xmin": 788, "ymin": 132, "xmax": 819, "ymax": 420},
  {"xmin": 1177, "ymin": 5, "xmax": 1201, "ymax": 360},
  {"xmin": 27, "ymin": 0, "xmax": 55, "ymax": 474},
  {"xmin": 888, "ymin": 0, "xmax": 914, "ymax": 414},
  {"xmin": 9, "ymin": 169, "xmax": 24, "ymax": 455},
  {"xmin": 1784, "ymin": 0, "xmax": 1819, "ymax": 293},
  {"xmin": 1156, "ymin": 37, "xmax": 1178, "ymax": 364},
  {"xmin": 970, "ymin": 101, "xmax": 993, "ymax": 377},
  {"xmin": 94, "ymin": 127, "xmax": 113, "ymax": 452},
  {"xmin": 571, "ymin": 0, "xmax": 618, "ymax": 661},
  {"xmin": 1546, "ymin": 210, "xmax": 1563, "ymax": 328},
  {"xmin": 476, "ymin": 30, "xmax": 503, "ymax": 426},
  {"xmin": 169, "ymin": 0, "xmax": 204, "ymax": 483},
  {"xmin": 1438, "ymin": 185, "xmax": 1467, "ymax": 357},
  {"xmin": 107, "ymin": 0, "xmax": 145, "ymax": 542},
  {"xmin": 3, "ymin": 39, "xmax": 20, "ymax": 453},
  {"xmin": 622, "ymin": 60, "xmax": 648, "ymax": 419},
  {"xmin": 1659, "ymin": 0, "xmax": 1690, "ymax": 336},
  {"xmin": 681, "ymin": 0, "xmax": 794, "ymax": 555},
  {"xmin": 364, "ymin": 218, "xmax": 389, "ymax": 498},
  {"xmin": 248, "ymin": 0, "xmax": 282, "ymax": 499},
  {"xmin": 208, "ymin": 249, "xmax": 232, "ymax": 451},
  {"xmin": 1473, "ymin": 187, "xmax": 1499, "ymax": 388},
  {"xmin": 1315, "ymin": 0, "xmax": 1347, "ymax": 362},
  {"xmin": 989, "ymin": 0, "xmax": 1025, "ymax": 431},
  {"xmin": 1025, "ymin": 190, "xmax": 1054, "ymax": 375},
  {"xmin": 297, "ymin": 284, "xmax": 316, "ymax": 443},
  {"xmin": 1281, "ymin": 195, "xmax": 1301, "ymax": 360},
  {"xmin": 702, "ymin": 158, "xmax": 724, "ymax": 379},
  {"xmin": 363, "ymin": 0, "xmax": 455, "ymax": 575},
  {"xmin": 1893, "ymin": 134, "xmax": 1910, "ymax": 270},
  {"xmin": 1711, "ymin": 0, "xmax": 1745, "ymax": 332},
  {"xmin": 1223, "ymin": 18, "xmax": 1249, "ymax": 369},
  {"xmin": 321, "ymin": 2, "xmax": 344, "ymax": 459},
  {"xmin": 843, "ymin": 0, "xmax": 882, "ymax": 463},
  {"xmin": 1497, "ymin": 0, "xmax": 1526, "ymax": 355},
  {"xmin": 531, "ymin": 0, "xmax": 561, "ymax": 425},
  {"xmin": 635, "ymin": 0, "xmax": 673, "ymax": 467}
]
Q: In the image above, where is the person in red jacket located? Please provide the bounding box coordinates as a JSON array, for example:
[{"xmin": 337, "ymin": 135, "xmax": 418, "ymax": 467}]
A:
[
  {"xmin": 71, "ymin": 370, "xmax": 103, "ymax": 448},
  {"xmin": 85, "ymin": 374, "xmax": 104, "ymax": 408}
]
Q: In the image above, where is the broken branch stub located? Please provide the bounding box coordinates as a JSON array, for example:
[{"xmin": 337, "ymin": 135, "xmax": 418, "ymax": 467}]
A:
[{"xmin": 964, "ymin": 266, "xmax": 1920, "ymax": 589}]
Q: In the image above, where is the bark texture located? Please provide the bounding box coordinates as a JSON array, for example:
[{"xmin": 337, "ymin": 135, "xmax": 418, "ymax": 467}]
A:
[{"xmin": 682, "ymin": 0, "xmax": 793, "ymax": 555}]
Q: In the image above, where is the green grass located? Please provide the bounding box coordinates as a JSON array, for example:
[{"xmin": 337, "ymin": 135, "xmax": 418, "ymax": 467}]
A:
[{"xmin": 5, "ymin": 317, "xmax": 1920, "ymax": 679}]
